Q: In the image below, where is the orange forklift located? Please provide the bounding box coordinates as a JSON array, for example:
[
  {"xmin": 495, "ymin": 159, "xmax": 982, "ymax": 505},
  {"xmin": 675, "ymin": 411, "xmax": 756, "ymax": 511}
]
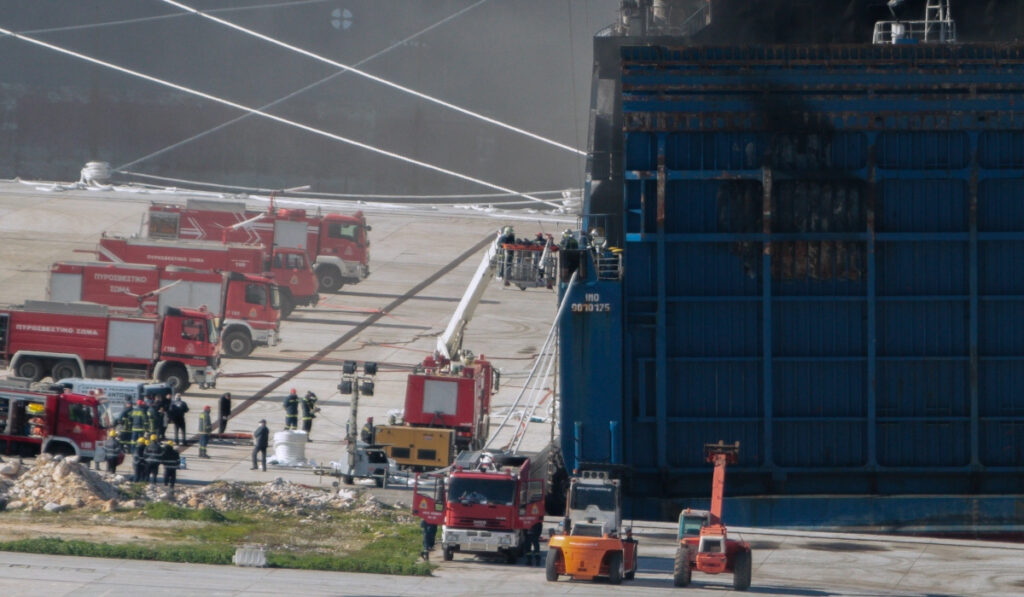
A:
[
  {"xmin": 545, "ymin": 470, "xmax": 638, "ymax": 584},
  {"xmin": 673, "ymin": 441, "xmax": 752, "ymax": 591}
]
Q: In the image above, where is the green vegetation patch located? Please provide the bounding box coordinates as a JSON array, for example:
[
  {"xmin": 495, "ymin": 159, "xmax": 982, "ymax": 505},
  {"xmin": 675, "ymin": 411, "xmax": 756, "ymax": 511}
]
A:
[
  {"xmin": 143, "ymin": 501, "xmax": 228, "ymax": 523},
  {"xmin": 0, "ymin": 537, "xmax": 233, "ymax": 564},
  {"xmin": 0, "ymin": 507, "xmax": 434, "ymax": 576}
]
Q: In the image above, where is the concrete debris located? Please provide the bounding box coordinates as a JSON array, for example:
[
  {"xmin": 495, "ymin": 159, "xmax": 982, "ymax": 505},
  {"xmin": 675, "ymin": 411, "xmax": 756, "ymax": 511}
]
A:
[{"xmin": 0, "ymin": 458, "xmax": 397, "ymax": 517}]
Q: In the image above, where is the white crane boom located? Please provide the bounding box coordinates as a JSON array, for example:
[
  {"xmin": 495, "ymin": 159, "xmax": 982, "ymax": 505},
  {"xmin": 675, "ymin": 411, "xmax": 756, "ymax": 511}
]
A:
[{"xmin": 436, "ymin": 236, "xmax": 500, "ymax": 361}]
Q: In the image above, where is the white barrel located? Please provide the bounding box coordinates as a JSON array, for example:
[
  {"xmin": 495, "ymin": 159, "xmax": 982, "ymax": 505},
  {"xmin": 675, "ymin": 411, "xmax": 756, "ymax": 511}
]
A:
[{"xmin": 272, "ymin": 430, "xmax": 307, "ymax": 464}]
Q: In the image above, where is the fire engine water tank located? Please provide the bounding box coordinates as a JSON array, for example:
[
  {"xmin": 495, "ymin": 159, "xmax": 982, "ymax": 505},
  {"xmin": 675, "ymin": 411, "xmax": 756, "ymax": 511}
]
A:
[{"xmin": 272, "ymin": 430, "xmax": 307, "ymax": 465}]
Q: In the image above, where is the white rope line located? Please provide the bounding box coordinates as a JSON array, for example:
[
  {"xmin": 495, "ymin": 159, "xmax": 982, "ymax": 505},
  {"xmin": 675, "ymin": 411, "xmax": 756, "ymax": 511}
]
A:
[
  {"xmin": 485, "ymin": 270, "xmax": 577, "ymax": 451},
  {"xmin": 118, "ymin": 169, "xmax": 580, "ymax": 201},
  {"xmin": 117, "ymin": 0, "xmax": 493, "ymax": 171},
  {"xmin": 158, "ymin": 0, "xmax": 587, "ymax": 158},
  {"xmin": 8, "ymin": 0, "xmax": 330, "ymax": 36},
  {"xmin": 0, "ymin": 24, "xmax": 561, "ymax": 210}
]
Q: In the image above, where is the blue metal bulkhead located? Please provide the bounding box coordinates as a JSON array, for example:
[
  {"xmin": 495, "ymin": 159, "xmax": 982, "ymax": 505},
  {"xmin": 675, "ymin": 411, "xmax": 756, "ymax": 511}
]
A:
[{"xmin": 561, "ymin": 41, "xmax": 1024, "ymax": 526}]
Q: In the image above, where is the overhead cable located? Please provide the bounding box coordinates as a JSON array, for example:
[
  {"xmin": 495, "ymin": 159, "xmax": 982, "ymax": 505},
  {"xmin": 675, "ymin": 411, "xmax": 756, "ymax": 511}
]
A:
[
  {"xmin": 119, "ymin": 0, "xmax": 492, "ymax": 171},
  {"xmin": 0, "ymin": 25, "xmax": 561, "ymax": 210},
  {"xmin": 158, "ymin": 0, "xmax": 587, "ymax": 157}
]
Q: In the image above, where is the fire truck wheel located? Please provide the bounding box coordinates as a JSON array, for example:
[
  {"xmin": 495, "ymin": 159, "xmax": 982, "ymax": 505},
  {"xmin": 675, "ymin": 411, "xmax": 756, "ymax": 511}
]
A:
[
  {"xmin": 222, "ymin": 330, "xmax": 253, "ymax": 358},
  {"xmin": 15, "ymin": 358, "xmax": 45, "ymax": 381},
  {"xmin": 160, "ymin": 365, "xmax": 190, "ymax": 393},
  {"xmin": 443, "ymin": 546, "xmax": 454, "ymax": 561},
  {"xmin": 733, "ymin": 549, "xmax": 752, "ymax": 591},
  {"xmin": 279, "ymin": 294, "xmax": 295, "ymax": 319},
  {"xmin": 545, "ymin": 548, "xmax": 560, "ymax": 582},
  {"xmin": 51, "ymin": 359, "xmax": 80, "ymax": 380},
  {"xmin": 673, "ymin": 546, "xmax": 691, "ymax": 587},
  {"xmin": 315, "ymin": 265, "xmax": 343, "ymax": 293},
  {"xmin": 607, "ymin": 551, "xmax": 624, "ymax": 585}
]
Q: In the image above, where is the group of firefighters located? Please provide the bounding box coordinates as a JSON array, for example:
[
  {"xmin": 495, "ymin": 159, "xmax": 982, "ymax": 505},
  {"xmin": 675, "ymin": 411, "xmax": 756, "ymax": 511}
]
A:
[{"xmin": 282, "ymin": 388, "xmax": 319, "ymax": 439}]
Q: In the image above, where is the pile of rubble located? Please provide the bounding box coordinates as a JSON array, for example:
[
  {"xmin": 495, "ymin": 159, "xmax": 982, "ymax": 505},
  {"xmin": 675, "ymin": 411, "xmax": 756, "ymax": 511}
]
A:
[
  {"xmin": 0, "ymin": 456, "xmax": 399, "ymax": 518},
  {"xmin": 170, "ymin": 478, "xmax": 359, "ymax": 514},
  {"xmin": 0, "ymin": 454, "xmax": 121, "ymax": 512}
]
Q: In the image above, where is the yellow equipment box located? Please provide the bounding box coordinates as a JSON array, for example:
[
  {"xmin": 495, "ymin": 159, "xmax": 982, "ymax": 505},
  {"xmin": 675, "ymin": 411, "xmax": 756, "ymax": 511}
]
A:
[{"xmin": 374, "ymin": 426, "xmax": 454, "ymax": 470}]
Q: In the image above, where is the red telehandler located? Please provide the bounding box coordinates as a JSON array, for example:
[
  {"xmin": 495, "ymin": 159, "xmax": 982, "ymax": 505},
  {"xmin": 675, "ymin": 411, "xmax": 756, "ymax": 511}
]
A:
[{"xmin": 674, "ymin": 441, "xmax": 752, "ymax": 591}]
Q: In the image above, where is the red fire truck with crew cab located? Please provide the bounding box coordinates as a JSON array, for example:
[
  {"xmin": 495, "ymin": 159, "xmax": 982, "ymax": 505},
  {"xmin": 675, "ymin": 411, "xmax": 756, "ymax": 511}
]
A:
[
  {"xmin": 97, "ymin": 234, "xmax": 318, "ymax": 318},
  {"xmin": 49, "ymin": 260, "xmax": 280, "ymax": 358},
  {"xmin": 413, "ymin": 451, "xmax": 545, "ymax": 563},
  {"xmin": 0, "ymin": 380, "xmax": 119, "ymax": 464},
  {"xmin": 147, "ymin": 197, "xmax": 370, "ymax": 293},
  {"xmin": 0, "ymin": 300, "xmax": 219, "ymax": 393}
]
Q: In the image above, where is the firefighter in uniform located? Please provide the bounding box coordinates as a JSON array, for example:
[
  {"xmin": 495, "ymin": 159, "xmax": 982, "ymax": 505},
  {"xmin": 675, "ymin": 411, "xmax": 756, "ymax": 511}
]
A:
[
  {"xmin": 161, "ymin": 441, "xmax": 180, "ymax": 489},
  {"xmin": 130, "ymin": 400, "xmax": 148, "ymax": 445},
  {"xmin": 360, "ymin": 417, "xmax": 374, "ymax": 444},
  {"xmin": 119, "ymin": 401, "xmax": 134, "ymax": 446},
  {"xmin": 301, "ymin": 391, "xmax": 318, "ymax": 441},
  {"xmin": 283, "ymin": 389, "xmax": 299, "ymax": 430},
  {"xmin": 132, "ymin": 437, "xmax": 148, "ymax": 482},
  {"xmin": 197, "ymin": 405, "xmax": 212, "ymax": 458},
  {"xmin": 104, "ymin": 429, "xmax": 123, "ymax": 474},
  {"xmin": 145, "ymin": 433, "xmax": 163, "ymax": 483}
]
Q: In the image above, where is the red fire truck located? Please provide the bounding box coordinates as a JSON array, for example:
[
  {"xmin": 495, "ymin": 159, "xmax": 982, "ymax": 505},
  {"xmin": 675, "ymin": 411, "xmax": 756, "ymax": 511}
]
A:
[
  {"xmin": 414, "ymin": 452, "xmax": 545, "ymax": 563},
  {"xmin": 0, "ymin": 300, "xmax": 219, "ymax": 393},
  {"xmin": 402, "ymin": 352, "xmax": 495, "ymax": 452},
  {"xmin": 97, "ymin": 234, "xmax": 318, "ymax": 318},
  {"xmin": 0, "ymin": 381, "xmax": 118, "ymax": 463},
  {"xmin": 147, "ymin": 197, "xmax": 371, "ymax": 293},
  {"xmin": 48, "ymin": 261, "xmax": 281, "ymax": 358}
]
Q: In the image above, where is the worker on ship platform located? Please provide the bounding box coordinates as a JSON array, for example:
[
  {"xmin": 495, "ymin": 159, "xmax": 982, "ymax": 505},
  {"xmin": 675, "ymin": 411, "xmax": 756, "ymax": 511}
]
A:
[
  {"xmin": 560, "ymin": 229, "xmax": 579, "ymax": 250},
  {"xmin": 498, "ymin": 225, "xmax": 515, "ymax": 279}
]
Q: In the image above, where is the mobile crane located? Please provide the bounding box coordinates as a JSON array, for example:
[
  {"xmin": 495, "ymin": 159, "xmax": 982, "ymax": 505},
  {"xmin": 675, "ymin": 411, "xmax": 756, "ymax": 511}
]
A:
[{"xmin": 673, "ymin": 441, "xmax": 752, "ymax": 591}]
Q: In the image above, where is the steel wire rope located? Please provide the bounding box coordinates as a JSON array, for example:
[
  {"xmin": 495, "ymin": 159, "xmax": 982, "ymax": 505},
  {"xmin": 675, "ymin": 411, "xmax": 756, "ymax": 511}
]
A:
[
  {"xmin": 0, "ymin": 25, "xmax": 561, "ymax": 210},
  {"xmin": 511, "ymin": 345, "xmax": 559, "ymax": 453},
  {"xmin": 1, "ymin": 0, "xmax": 330, "ymax": 37},
  {"xmin": 156, "ymin": 0, "xmax": 586, "ymax": 157},
  {"xmin": 117, "ymin": 0, "xmax": 493, "ymax": 172},
  {"xmin": 485, "ymin": 269, "xmax": 577, "ymax": 450}
]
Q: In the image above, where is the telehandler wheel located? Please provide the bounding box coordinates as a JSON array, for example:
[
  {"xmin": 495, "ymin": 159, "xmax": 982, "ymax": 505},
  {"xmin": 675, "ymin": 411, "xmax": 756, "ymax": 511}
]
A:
[
  {"xmin": 733, "ymin": 549, "xmax": 752, "ymax": 591},
  {"xmin": 673, "ymin": 546, "xmax": 691, "ymax": 587},
  {"xmin": 545, "ymin": 547, "xmax": 560, "ymax": 582},
  {"xmin": 607, "ymin": 551, "xmax": 624, "ymax": 585}
]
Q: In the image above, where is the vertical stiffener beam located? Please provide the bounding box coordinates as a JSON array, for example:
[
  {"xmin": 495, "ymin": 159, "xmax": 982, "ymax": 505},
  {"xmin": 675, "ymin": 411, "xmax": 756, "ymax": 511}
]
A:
[
  {"xmin": 655, "ymin": 134, "xmax": 669, "ymax": 470},
  {"xmin": 968, "ymin": 134, "xmax": 980, "ymax": 468},
  {"xmin": 866, "ymin": 140, "xmax": 878, "ymax": 469},
  {"xmin": 761, "ymin": 166, "xmax": 774, "ymax": 468}
]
